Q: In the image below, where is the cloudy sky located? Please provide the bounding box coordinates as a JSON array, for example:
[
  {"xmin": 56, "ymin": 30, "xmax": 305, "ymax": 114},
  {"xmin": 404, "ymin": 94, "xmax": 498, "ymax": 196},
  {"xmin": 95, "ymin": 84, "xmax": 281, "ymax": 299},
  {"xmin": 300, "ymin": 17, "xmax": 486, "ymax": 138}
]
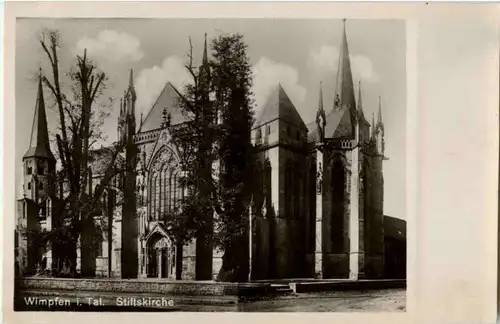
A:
[{"xmin": 15, "ymin": 18, "xmax": 406, "ymax": 219}]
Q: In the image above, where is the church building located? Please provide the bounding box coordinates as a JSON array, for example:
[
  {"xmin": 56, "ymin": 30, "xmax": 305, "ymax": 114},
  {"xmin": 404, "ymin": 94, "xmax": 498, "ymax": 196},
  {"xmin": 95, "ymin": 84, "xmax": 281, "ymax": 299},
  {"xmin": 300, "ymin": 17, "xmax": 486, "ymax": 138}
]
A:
[{"xmin": 16, "ymin": 20, "xmax": 387, "ymax": 281}]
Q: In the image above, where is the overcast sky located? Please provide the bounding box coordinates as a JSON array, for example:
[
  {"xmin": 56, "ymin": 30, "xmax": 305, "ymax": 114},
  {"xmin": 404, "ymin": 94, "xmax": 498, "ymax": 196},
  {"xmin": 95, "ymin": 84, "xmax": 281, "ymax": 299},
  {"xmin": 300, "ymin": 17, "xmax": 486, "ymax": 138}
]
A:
[{"xmin": 15, "ymin": 18, "xmax": 406, "ymax": 219}]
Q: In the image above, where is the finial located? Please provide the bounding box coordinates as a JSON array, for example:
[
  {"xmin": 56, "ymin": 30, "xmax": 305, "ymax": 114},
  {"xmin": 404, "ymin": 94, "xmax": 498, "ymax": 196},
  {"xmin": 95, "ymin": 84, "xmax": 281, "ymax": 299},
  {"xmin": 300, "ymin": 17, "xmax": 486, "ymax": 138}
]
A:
[
  {"xmin": 202, "ymin": 33, "xmax": 208, "ymax": 64},
  {"xmin": 377, "ymin": 96, "xmax": 383, "ymax": 125},
  {"xmin": 129, "ymin": 69, "xmax": 134, "ymax": 88}
]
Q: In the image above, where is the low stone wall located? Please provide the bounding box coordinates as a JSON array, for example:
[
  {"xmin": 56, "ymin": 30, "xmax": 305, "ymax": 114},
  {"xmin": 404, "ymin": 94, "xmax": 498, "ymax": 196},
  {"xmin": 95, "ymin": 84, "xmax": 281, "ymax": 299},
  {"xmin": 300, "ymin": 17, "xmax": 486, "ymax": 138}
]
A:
[
  {"xmin": 289, "ymin": 279, "xmax": 406, "ymax": 293},
  {"xmin": 17, "ymin": 277, "xmax": 272, "ymax": 297}
]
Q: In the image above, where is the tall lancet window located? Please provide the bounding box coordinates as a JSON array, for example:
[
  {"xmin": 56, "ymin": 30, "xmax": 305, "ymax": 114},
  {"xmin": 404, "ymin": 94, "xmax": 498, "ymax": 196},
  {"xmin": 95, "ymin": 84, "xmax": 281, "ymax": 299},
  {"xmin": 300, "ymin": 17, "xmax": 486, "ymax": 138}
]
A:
[
  {"xmin": 172, "ymin": 170, "xmax": 179, "ymax": 212},
  {"xmin": 155, "ymin": 171, "xmax": 162, "ymax": 220},
  {"xmin": 162, "ymin": 168, "xmax": 170, "ymax": 216},
  {"xmin": 151, "ymin": 173, "xmax": 157, "ymax": 220},
  {"xmin": 285, "ymin": 160, "xmax": 294, "ymax": 219},
  {"xmin": 149, "ymin": 146, "xmax": 181, "ymax": 221},
  {"xmin": 331, "ymin": 160, "xmax": 346, "ymax": 253},
  {"xmin": 294, "ymin": 162, "xmax": 301, "ymax": 220},
  {"xmin": 148, "ymin": 174, "xmax": 153, "ymax": 220},
  {"xmin": 264, "ymin": 160, "xmax": 271, "ymax": 205},
  {"xmin": 362, "ymin": 159, "xmax": 372, "ymax": 255}
]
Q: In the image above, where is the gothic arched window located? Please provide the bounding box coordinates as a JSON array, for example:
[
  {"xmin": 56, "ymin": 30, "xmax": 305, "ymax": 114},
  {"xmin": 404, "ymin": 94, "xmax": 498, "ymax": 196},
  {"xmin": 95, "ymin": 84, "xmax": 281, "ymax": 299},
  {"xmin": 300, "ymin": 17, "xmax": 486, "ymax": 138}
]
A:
[
  {"xmin": 294, "ymin": 162, "xmax": 301, "ymax": 219},
  {"xmin": 331, "ymin": 160, "xmax": 346, "ymax": 253},
  {"xmin": 151, "ymin": 173, "xmax": 157, "ymax": 220},
  {"xmin": 362, "ymin": 159, "xmax": 372, "ymax": 255},
  {"xmin": 148, "ymin": 174, "xmax": 153, "ymax": 220},
  {"xmin": 149, "ymin": 147, "xmax": 182, "ymax": 222}
]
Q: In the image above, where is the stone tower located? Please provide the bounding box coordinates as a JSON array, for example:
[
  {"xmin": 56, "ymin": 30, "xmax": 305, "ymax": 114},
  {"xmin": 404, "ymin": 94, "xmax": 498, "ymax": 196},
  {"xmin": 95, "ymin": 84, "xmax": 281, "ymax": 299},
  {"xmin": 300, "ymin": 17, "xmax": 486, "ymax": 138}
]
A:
[
  {"xmin": 363, "ymin": 95, "xmax": 386, "ymax": 278},
  {"xmin": 312, "ymin": 19, "xmax": 385, "ymax": 280},
  {"xmin": 23, "ymin": 74, "xmax": 56, "ymax": 202},
  {"xmin": 252, "ymin": 83, "xmax": 309, "ymax": 279},
  {"xmin": 17, "ymin": 73, "xmax": 57, "ymax": 275}
]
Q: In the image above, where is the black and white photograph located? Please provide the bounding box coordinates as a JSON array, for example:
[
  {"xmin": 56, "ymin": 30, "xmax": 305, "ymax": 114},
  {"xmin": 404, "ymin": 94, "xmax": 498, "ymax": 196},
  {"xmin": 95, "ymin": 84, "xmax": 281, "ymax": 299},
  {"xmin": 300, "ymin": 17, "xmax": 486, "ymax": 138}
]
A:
[{"xmin": 12, "ymin": 15, "xmax": 408, "ymax": 312}]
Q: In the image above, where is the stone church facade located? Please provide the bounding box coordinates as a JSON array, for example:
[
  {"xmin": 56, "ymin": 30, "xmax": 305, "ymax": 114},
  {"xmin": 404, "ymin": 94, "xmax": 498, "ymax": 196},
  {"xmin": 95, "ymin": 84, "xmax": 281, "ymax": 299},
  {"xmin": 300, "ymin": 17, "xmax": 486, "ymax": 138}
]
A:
[{"xmin": 16, "ymin": 21, "xmax": 387, "ymax": 281}]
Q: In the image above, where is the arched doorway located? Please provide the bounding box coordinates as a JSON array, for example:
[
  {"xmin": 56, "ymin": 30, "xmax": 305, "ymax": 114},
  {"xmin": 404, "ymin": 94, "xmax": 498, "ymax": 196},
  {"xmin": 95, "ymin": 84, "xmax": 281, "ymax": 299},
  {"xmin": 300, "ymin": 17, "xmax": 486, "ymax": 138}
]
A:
[{"xmin": 146, "ymin": 232, "xmax": 175, "ymax": 279}]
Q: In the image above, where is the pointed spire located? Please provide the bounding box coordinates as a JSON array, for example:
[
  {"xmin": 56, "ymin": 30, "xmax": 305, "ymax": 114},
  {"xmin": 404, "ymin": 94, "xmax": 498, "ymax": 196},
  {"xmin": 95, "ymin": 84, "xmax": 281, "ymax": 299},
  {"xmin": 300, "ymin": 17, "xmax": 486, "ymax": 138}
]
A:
[
  {"xmin": 318, "ymin": 81, "xmax": 324, "ymax": 112},
  {"xmin": 128, "ymin": 68, "xmax": 134, "ymax": 89},
  {"xmin": 202, "ymin": 33, "xmax": 208, "ymax": 65},
  {"xmin": 324, "ymin": 18, "xmax": 357, "ymax": 140},
  {"xmin": 24, "ymin": 70, "xmax": 55, "ymax": 160},
  {"xmin": 357, "ymin": 80, "xmax": 363, "ymax": 113},
  {"xmin": 120, "ymin": 98, "xmax": 123, "ymax": 115},
  {"xmin": 333, "ymin": 18, "xmax": 356, "ymax": 113},
  {"xmin": 377, "ymin": 96, "xmax": 383, "ymax": 125},
  {"xmin": 199, "ymin": 33, "xmax": 211, "ymax": 97},
  {"xmin": 126, "ymin": 68, "xmax": 136, "ymax": 103},
  {"xmin": 316, "ymin": 81, "xmax": 326, "ymax": 140},
  {"xmin": 372, "ymin": 112, "xmax": 376, "ymax": 136}
]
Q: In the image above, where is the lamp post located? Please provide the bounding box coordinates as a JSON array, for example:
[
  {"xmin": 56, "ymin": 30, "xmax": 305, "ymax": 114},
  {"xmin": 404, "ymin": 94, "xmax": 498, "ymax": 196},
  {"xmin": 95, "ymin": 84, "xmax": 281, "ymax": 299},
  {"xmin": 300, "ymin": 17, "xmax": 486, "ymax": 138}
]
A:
[{"xmin": 248, "ymin": 195, "xmax": 253, "ymax": 282}]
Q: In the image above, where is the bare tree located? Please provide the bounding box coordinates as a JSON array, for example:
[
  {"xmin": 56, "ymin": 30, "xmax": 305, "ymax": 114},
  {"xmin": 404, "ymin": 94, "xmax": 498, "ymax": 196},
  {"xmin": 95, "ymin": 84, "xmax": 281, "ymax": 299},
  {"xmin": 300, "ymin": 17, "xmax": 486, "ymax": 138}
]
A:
[{"xmin": 39, "ymin": 29, "xmax": 125, "ymax": 277}]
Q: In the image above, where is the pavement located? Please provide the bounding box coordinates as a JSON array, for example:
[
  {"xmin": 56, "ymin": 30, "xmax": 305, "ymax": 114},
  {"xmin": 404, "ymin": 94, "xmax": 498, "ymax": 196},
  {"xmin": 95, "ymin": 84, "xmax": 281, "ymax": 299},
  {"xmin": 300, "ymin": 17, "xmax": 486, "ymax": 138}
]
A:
[
  {"xmin": 238, "ymin": 288, "xmax": 406, "ymax": 312},
  {"xmin": 16, "ymin": 288, "xmax": 406, "ymax": 312}
]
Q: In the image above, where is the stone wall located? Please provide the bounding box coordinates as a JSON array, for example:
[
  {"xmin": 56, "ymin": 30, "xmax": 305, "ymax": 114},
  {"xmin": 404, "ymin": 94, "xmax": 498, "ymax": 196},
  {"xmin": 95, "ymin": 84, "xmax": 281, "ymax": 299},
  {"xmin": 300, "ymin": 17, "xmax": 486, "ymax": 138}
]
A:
[{"xmin": 17, "ymin": 277, "xmax": 271, "ymax": 297}]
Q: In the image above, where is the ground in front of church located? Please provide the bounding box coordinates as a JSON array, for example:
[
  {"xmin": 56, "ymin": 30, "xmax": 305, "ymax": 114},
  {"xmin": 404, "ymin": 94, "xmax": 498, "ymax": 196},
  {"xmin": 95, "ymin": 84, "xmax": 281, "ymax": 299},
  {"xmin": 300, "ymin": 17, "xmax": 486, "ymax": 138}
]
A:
[{"xmin": 240, "ymin": 288, "xmax": 406, "ymax": 312}]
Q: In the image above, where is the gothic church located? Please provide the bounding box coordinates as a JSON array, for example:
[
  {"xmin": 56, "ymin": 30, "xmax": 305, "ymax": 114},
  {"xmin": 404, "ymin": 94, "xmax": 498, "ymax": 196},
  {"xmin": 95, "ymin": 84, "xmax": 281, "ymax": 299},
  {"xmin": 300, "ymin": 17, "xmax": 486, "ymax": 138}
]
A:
[{"xmin": 16, "ymin": 20, "xmax": 386, "ymax": 280}]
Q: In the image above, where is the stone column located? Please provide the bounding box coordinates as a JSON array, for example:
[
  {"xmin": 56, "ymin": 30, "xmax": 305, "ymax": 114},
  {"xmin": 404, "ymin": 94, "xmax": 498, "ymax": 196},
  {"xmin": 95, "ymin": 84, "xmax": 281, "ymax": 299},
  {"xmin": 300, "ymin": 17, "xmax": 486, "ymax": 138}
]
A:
[
  {"xmin": 157, "ymin": 249, "xmax": 162, "ymax": 278},
  {"xmin": 314, "ymin": 148, "xmax": 323, "ymax": 278},
  {"xmin": 45, "ymin": 199, "xmax": 53, "ymax": 270},
  {"xmin": 144, "ymin": 246, "xmax": 149, "ymax": 278},
  {"xmin": 349, "ymin": 145, "xmax": 364, "ymax": 280}
]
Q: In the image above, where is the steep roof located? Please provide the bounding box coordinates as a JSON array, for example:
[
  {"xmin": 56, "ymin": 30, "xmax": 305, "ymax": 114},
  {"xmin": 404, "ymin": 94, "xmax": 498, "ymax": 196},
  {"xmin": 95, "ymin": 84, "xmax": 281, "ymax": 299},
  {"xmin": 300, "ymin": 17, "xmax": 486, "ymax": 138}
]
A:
[
  {"xmin": 139, "ymin": 82, "xmax": 189, "ymax": 133},
  {"xmin": 254, "ymin": 84, "xmax": 306, "ymax": 130},
  {"xmin": 24, "ymin": 75, "xmax": 55, "ymax": 161},
  {"xmin": 325, "ymin": 19, "xmax": 356, "ymax": 140},
  {"xmin": 307, "ymin": 100, "xmax": 355, "ymax": 142}
]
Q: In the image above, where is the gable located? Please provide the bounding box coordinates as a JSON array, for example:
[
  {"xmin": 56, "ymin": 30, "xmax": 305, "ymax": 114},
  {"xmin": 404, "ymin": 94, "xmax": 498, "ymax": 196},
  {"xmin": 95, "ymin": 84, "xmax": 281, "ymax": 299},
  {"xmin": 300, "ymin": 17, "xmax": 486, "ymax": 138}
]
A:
[{"xmin": 139, "ymin": 82, "xmax": 189, "ymax": 133}]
